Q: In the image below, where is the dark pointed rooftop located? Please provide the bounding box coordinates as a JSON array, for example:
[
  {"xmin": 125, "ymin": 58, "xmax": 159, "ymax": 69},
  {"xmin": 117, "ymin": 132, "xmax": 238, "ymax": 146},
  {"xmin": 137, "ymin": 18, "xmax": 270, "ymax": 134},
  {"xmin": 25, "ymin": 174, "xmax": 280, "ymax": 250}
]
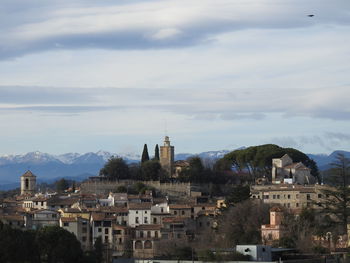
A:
[{"xmin": 21, "ymin": 170, "xmax": 36, "ymax": 178}]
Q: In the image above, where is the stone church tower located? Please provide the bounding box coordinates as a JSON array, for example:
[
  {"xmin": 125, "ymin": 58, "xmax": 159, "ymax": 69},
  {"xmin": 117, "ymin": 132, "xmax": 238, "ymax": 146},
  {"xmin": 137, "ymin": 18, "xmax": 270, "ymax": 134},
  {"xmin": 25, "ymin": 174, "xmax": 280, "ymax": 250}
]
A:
[
  {"xmin": 20, "ymin": 170, "xmax": 36, "ymax": 196},
  {"xmin": 160, "ymin": 136, "xmax": 174, "ymax": 177}
]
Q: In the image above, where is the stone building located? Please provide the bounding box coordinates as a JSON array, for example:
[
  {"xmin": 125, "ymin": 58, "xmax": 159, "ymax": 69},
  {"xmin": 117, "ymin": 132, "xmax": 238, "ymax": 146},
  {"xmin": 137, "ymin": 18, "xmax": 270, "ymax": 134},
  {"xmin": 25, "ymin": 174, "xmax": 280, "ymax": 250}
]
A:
[
  {"xmin": 160, "ymin": 136, "xmax": 174, "ymax": 177},
  {"xmin": 251, "ymin": 184, "xmax": 326, "ymax": 211},
  {"xmin": 60, "ymin": 216, "xmax": 91, "ymax": 250},
  {"xmin": 261, "ymin": 206, "xmax": 286, "ymax": 245},
  {"xmin": 271, "ymin": 154, "xmax": 313, "ymax": 185},
  {"xmin": 133, "ymin": 224, "xmax": 161, "ymax": 259},
  {"xmin": 20, "ymin": 170, "xmax": 36, "ymax": 196}
]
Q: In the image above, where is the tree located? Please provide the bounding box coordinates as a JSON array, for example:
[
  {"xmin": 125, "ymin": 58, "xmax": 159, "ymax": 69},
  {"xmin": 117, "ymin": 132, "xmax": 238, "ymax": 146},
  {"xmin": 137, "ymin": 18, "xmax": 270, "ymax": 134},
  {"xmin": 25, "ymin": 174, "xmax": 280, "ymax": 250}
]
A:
[
  {"xmin": 37, "ymin": 226, "xmax": 83, "ymax": 263},
  {"xmin": 179, "ymin": 156, "xmax": 204, "ymax": 182},
  {"xmin": 217, "ymin": 200, "xmax": 270, "ymax": 247},
  {"xmin": 55, "ymin": 178, "xmax": 69, "ymax": 193},
  {"xmin": 141, "ymin": 160, "xmax": 161, "ymax": 181},
  {"xmin": 218, "ymin": 144, "xmax": 319, "ymax": 182},
  {"xmin": 225, "ymin": 185, "xmax": 251, "ymax": 205},
  {"xmin": 115, "ymin": 185, "xmax": 127, "ymax": 193},
  {"xmin": 141, "ymin": 144, "xmax": 150, "ymax": 163},
  {"xmin": 99, "ymin": 157, "xmax": 129, "ymax": 181},
  {"xmin": 154, "ymin": 144, "xmax": 160, "ymax": 161},
  {"xmin": 320, "ymin": 153, "xmax": 350, "ymax": 235},
  {"xmin": 94, "ymin": 236, "xmax": 103, "ymax": 263}
]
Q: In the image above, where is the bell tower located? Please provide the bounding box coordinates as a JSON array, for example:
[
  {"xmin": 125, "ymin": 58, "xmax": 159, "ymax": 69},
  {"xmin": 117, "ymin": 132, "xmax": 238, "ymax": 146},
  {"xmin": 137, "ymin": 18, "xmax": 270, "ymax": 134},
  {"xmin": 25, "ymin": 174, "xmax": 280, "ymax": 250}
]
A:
[
  {"xmin": 20, "ymin": 170, "xmax": 37, "ymax": 196},
  {"xmin": 160, "ymin": 136, "xmax": 174, "ymax": 177}
]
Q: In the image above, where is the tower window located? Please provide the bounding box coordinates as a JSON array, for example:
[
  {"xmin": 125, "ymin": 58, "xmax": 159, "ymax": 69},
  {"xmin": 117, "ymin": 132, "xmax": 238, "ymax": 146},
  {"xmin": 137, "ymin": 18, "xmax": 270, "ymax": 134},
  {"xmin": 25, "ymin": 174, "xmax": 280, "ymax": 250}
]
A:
[{"xmin": 25, "ymin": 179, "xmax": 29, "ymax": 189}]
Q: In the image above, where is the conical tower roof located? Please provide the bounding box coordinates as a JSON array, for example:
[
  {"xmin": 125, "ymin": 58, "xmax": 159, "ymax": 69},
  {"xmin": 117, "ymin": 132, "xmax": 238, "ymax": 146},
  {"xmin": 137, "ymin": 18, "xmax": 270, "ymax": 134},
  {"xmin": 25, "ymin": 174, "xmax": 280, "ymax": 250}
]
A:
[{"xmin": 21, "ymin": 170, "xmax": 36, "ymax": 178}]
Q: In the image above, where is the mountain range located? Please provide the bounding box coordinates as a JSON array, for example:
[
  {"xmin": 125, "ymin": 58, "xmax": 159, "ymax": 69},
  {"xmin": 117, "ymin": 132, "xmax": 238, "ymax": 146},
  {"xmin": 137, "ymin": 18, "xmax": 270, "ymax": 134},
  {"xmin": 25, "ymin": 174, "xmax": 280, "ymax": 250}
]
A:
[
  {"xmin": 0, "ymin": 150, "xmax": 231, "ymax": 190},
  {"xmin": 0, "ymin": 149, "xmax": 348, "ymax": 190}
]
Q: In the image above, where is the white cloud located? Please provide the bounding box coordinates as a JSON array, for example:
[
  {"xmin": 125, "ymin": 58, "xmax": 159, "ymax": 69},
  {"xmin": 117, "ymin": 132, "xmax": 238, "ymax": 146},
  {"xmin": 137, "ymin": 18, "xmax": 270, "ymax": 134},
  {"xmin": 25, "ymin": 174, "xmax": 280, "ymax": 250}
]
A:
[
  {"xmin": 1, "ymin": 0, "xmax": 349, "ymax": 59},
  {"xmin": 150, "ymin": 28, "xmax": 183, "ymax": 40},
  {"xmin": 0, "ymin": 0, "xmax": 349, "ymax": 154}
]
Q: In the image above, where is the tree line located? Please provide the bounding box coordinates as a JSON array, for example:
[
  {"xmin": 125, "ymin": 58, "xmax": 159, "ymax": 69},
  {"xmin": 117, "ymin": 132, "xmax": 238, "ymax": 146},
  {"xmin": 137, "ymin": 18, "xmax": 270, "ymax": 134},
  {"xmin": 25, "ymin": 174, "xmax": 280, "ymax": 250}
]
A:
[
  {"xmin": 99, "ymin": 144, "xmax": 320, "ymax": 184},
  {"xmin": 0, "ymin": 224, "xmax": 103, "ymax": 263}
]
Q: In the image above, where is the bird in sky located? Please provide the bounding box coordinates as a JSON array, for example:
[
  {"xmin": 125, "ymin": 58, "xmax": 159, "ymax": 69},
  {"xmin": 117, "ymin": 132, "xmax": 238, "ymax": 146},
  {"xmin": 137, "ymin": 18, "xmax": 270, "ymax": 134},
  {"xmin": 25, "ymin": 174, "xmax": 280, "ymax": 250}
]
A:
[{"xmin": 308, "ymin": 14, "xmax": 314, "ymax": 17}]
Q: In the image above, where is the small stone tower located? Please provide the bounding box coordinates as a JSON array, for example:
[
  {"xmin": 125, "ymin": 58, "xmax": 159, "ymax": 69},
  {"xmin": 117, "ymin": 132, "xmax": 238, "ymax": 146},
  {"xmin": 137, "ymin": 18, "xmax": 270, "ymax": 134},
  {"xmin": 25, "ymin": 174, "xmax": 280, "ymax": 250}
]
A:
[
  {"xmin": 160, "ymin": 136, "xmax": 175, "ymax": 177},
  {"xmin": 20, "ymin": 170, "xmax": 36, "ymax": 196}
]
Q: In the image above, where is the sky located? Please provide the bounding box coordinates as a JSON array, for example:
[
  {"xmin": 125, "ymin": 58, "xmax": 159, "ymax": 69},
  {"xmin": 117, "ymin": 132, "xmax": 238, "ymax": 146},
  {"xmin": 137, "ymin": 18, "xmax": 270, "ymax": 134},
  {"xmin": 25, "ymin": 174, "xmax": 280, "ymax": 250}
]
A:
[{"xmin": 0, "ymin": 0, "xmax": 349, "ymax": 156}]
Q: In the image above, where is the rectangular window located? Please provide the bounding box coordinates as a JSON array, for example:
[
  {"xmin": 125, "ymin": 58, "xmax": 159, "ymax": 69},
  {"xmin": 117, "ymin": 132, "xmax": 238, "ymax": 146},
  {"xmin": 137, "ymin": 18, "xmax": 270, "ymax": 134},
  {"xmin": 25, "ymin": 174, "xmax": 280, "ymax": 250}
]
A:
[
  {"xmin": 135, "ymin": 217, "xmax": 139, "ymax": 224},
  {"xmin": 144, "ymin": 217, "xmax": 148, "ymax": 224},
  {"xmin": 307, "ymin": 194, "xmax": 311, "ymax": 200},
  {"xmin": 63, "ymin": 222, "xmax": 69, "ymax": 227},
  {"xmin": 105, "ymin": 228, "xmax": 109, "ymax": 234},
  {"xmin": 98, "ymin": 228, "xmax": 102, "ymax": 233},
  {"xmin": 287, "ymin": 195, "xmax": 291, "ymax": 199},
  {"xmin": 103, "ymin": 221, "xmax": 111, "ymax": 227}
]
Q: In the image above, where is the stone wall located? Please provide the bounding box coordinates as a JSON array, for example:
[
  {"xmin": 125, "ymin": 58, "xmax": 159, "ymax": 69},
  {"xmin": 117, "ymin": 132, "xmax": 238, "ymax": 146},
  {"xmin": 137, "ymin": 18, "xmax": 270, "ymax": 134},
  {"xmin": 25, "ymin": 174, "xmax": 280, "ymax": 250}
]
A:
[
  {"xmin": 80, "ymin": 180, "xmax": 191, "ymax": 197},
  {"xmin": 80, "ymin": 180, "xmax": 233, "ymax": 197}
]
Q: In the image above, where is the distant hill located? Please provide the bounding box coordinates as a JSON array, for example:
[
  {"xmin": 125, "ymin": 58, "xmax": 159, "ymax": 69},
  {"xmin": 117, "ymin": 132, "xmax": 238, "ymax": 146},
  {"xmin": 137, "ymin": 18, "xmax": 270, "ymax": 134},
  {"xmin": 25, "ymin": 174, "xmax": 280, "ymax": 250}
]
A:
[
  {"xmin": 307, "ymin": 150, "xmax": 350, "ymax": 171},
  {"xmin": 0, "ymin": 149, "xmax": 232, "ymax": 189},
  {"xmin": 0, "ymin": 149, "xmax": 348, "ymax": 190}
]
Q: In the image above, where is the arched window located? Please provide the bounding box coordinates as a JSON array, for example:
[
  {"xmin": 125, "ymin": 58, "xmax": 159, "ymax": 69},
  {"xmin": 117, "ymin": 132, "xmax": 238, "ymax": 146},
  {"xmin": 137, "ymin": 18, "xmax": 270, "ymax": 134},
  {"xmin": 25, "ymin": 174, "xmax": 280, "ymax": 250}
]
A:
[
  {"xmin": 25, "ymin": 179, "xmax": 29, "ymax": 189},
  {"xmin": 144, "ymin": 240, "xmax": 152, "ymax": 249},
  {"xmin": 135, "ymin": 240, "xmax": 142, "ymax": 249}
]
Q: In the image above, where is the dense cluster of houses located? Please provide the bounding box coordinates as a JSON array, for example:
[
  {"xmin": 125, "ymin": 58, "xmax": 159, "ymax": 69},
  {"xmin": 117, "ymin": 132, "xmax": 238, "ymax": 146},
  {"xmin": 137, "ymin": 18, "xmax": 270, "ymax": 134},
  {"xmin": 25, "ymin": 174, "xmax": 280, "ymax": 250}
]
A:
[{"xmin": 0, "ymin": 171, "xmax": 223, "ymax": 259}]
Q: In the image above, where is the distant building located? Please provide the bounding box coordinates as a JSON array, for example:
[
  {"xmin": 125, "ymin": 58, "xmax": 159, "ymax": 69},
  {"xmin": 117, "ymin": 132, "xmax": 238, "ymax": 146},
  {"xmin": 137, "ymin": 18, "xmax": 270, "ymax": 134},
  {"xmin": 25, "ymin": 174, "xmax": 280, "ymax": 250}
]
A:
[
  {"xmin": 174, "ymin": 160, "xmax": 190, "ymax": 178},
  {"xmin": 236, "ymin": 245, "xmax": 272, "ymax": 262},
  {"xmin": 160, "ymin": 136, "xmax": 174, "ymax": 177},
  {"xmin": 261, "ymin": 206, "xmax": 286, "ymax": 245},
  {"xmin": 251, "ymin": 184, "xmax": 326, "ymax": 211},
  {"xmin": 272, "ymin": 154, "xmax": 313, "ymax": 184},
  {"xmin": 20, "ymin": 170, "xmax": 36, "ymax": 196}
]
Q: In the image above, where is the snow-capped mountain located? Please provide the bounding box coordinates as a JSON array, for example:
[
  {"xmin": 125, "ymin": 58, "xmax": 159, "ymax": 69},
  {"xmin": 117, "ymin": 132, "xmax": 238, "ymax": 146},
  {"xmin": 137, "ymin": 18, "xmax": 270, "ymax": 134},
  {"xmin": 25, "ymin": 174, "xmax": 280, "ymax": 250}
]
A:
[
  {"xmin": 55, "ymin": 153, "xmax": 81, "ymax": 164},
  {"xmin": 0, "ymin": 149, "xmax": 231, "ymax": 187},
  {"xmin": 0, "ymin": 148, "xmax": 347, "ymax": 190}
]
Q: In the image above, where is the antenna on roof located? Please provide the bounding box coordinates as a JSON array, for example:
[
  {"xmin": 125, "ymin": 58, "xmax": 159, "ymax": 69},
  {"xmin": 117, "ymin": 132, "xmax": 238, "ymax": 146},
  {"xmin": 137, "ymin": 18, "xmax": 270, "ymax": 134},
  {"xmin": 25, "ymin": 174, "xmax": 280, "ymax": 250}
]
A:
[{"xmin": 164, "ymin": 119, "xmax": 168, "ymax": 136}]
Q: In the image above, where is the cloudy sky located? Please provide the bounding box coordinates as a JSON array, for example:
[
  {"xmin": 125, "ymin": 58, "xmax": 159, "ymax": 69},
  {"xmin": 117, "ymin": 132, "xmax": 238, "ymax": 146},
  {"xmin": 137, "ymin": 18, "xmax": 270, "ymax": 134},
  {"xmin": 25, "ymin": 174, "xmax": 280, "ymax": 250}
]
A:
[{"xmin": 0, "ymin": 0, "xmax": 349, "ymax": 156}]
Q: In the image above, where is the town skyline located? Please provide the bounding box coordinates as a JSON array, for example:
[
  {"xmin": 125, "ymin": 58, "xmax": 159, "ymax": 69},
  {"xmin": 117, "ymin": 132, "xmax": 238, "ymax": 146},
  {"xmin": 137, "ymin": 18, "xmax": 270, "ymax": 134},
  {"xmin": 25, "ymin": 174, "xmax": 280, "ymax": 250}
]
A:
[{"xmin": 0, "ymin": 0, "xmax": 349, "ymax": 155}]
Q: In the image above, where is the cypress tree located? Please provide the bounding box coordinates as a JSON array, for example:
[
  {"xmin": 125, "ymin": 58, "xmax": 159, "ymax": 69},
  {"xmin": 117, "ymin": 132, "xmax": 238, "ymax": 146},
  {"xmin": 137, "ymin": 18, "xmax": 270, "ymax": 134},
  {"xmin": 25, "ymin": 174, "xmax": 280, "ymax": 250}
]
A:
[
  {"xmin": 154, "ymin": 144, "xmax": 160, "ymax": 161},
  {"xmin": 141, "ymin": 144, "xmax": 150, "ymax": 163}
]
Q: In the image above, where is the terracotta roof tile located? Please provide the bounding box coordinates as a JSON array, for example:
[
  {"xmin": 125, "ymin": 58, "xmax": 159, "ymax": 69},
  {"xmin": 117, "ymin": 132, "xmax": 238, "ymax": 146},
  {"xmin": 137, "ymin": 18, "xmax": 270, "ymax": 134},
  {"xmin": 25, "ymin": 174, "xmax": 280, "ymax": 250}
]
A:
[{"xmin": 128, "ymin": 202, "xmax": 152, "ymax": 210}]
